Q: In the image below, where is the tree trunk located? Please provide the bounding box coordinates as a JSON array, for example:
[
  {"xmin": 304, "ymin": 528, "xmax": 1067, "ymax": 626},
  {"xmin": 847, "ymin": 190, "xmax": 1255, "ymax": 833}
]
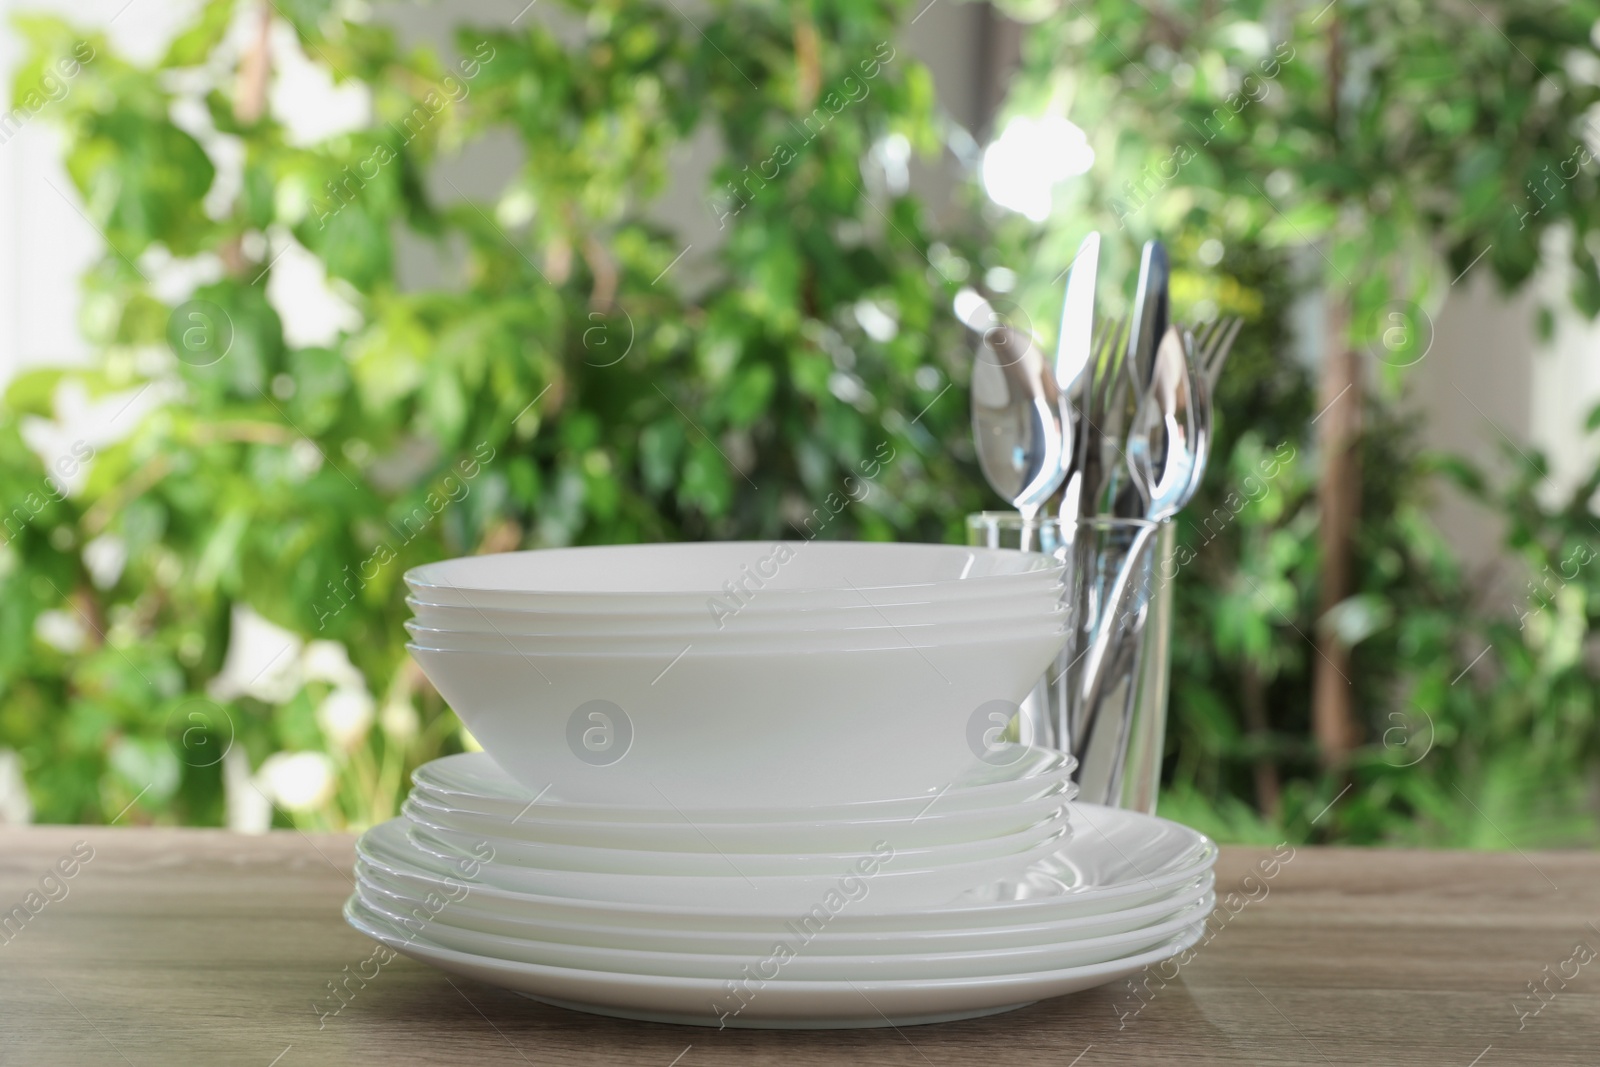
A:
[
  {"xmin": 1240, "ymin": 661, "xmax": 1281, "ymax": 817},
  {"xmin": 1312, "ymin": 294, "xmax": 1360, "ymax": 767},
  {"xmin": 235, "ymin": 3, "xmax": 272, "ymax": 123},
  {"xmin": 220, "ymin": 4, "xmax": 273, "ymax": 278}
]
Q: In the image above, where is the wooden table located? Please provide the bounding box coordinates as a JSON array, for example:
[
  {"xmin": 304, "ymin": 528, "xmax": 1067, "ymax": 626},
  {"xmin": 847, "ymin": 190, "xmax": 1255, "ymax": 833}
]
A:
[{"xmin": 1, "ymin": 828, "xmax": 1595, "ymax": 1065}]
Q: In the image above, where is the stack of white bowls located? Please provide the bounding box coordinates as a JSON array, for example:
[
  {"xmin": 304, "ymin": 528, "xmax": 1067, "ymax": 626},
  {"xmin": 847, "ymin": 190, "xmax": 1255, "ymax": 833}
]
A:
[
  {"xmin": 402, "ymin": 541, "xmax": 1071, "ymax": 808},
  {"xmin": 346, "ymin": 541, "xmax": 1217, "ymax": 1028}
]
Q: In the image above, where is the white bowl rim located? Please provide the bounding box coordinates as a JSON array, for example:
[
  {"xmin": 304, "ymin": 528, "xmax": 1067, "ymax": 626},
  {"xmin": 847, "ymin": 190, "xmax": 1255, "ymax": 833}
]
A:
[
  {"xmin": 402, "ymin": 590, "xmax": 1065, "ymax": 618},
  {"xmin": 404, "ymin": 624, "xmax": 1066, "ymax": 658},
  {"xmin": 401, "ymin": 611, "xmax": 1066, "ymax": 643},
  {"xmin": 405, "ymin": 541, "xmax": 1063, "ymax": 599}
]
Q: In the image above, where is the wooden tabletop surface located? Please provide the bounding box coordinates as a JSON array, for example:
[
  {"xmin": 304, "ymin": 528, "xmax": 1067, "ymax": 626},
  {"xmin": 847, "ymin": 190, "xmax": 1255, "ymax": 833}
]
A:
[{"xmin": 0, "ymin": 826, "xmax": 1595, "ymax": 1065}]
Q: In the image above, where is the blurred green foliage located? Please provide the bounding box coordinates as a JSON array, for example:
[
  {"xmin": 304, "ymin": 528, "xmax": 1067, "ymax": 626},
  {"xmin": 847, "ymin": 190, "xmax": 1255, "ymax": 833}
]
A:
[
  {"xmin": 985, "ymin": 0, "xmax": 1600, "ymax": 846},
  {"xmin": 1, "ymin": 0, "xmax": 991, "ymax": 828},
  {"xmin": 3, "ymin": 0, "xmax": 1598, "ymax": 847}
]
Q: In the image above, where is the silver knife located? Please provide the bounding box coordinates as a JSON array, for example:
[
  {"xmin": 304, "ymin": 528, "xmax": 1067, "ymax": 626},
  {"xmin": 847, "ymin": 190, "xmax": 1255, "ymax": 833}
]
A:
[
  {"xmin": 1127, "ymin": 240, "xmax": 1169, "ymax": 398},
  {"xmin": 1055, "ymin": 231, "xmax": 1099, "ymax": 523}
]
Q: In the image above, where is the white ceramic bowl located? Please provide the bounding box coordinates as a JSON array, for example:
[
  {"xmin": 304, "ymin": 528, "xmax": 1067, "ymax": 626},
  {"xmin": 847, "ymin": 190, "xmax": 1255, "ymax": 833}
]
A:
[
  {"xmin": 405, "ymin": 541, "xmax": 1063, "ymax": 613},
  {"xmin": 355, "ymin": 859, "xmax": 1213, "ymax": 955},
  {"xmin": 404, "ymin": 586, "xmax": 1066, "ymax": 634},
  {"xmin": 403, "ymin": 610, "xmax": 1065, "ymax": 655},
  {"xmin": 408, "ymin": 749, "xmax": 1074, "ymax": 825},
  {"xmin": 407, "ymin": 625, "xmax": 1068, "ymax": 807}
]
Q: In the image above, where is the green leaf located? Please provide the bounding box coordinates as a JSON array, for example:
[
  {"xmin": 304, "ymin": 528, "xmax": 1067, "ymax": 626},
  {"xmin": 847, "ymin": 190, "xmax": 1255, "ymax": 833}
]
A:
[
  {"xmin": 66, "ymin": 114, "xmax": 216, "ymax": 255},
  {"xmin": 162, "ymin": 0, "xmax": 235, "ymax": 68}
]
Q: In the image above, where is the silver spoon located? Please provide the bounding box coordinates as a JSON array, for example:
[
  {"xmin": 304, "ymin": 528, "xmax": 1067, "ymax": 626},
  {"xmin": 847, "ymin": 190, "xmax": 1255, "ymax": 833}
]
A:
[
  {"xmin": 1182, "ymin": 327, "xmax": 1211, "ymax": 510},
  {"xmin": 1126, "ymin": 324, "xmax": 1198, "ymax": 522},
  {"xmin": 970, "ymin": 317, "xmax": 1069, "ymax": 551}
]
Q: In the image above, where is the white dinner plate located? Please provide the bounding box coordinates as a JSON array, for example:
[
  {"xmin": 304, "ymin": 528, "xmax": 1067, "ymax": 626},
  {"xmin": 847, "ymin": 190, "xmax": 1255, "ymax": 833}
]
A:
[
  {"xmin": 367, "ymin": 817, "xmax": 1070, "ymax": 910},
  {"xmin": 350, "ymin": 885, "xmax": 1212, "ymax": 981},
  {"xmin": 344, "ymin": 898, "xmax": 1208, "ymax": 1028},
  {"xmin": 356, "ymin": 858, "xmax": 1214, "ymax": 955},
  {"xmin": 352, "ymin": 803, "xmax": 1215, "ymax": 929},
  {"xmin": 408, "ymin": 748, "xmax": 1074, "ymax": 823}
]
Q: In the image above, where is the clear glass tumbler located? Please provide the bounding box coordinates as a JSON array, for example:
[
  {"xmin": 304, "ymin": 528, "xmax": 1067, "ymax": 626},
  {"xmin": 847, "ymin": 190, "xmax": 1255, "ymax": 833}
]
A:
[{"xmin": 966, "ymin": 511, "xmax": 1174, "ymax": 814}]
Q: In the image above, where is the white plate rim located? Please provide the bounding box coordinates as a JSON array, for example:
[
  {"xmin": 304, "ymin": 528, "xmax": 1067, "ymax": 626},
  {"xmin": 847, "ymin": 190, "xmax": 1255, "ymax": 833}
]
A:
[
  {"xmin": 344, "ymin": 895, "xmax": 1209, "ymax": 996},
  {"xmin": 354, "ymin": 803, "xmax": 1216, "ymax": 923},
  {"xmin": 352, "ymin": 876, "xmax": 1215, "ymax": 971},
  {"xmin": 355, "ymin": 860, "xmax": 1217, "ymax": 948}
]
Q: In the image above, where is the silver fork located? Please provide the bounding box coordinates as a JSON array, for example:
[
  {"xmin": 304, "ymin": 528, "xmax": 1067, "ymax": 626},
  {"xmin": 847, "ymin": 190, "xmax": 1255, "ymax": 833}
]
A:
[
  {"xmin": 1077, "ymin": 315, "xmax": 1131, "ymax": 511},
  {"xmin": 1190, "ymin": 316, "xmax": 1243, "ymax": 389}
]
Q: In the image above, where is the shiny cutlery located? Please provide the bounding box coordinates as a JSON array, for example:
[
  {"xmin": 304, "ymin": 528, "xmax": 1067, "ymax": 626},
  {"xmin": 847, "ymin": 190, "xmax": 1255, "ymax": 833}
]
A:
[{"xmin": 970, "ymin": 318, "xmax": 1069, "ymax": 551}]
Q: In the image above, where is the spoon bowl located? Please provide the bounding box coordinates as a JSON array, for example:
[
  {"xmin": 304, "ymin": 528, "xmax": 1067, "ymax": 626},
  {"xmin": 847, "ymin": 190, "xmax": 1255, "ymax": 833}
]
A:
[
  {"xmin": 1126, "ymin": 325, "xmax": 1197, "ymax": 522},
  {"xmin": 971, "ymin": 319, "xmax": 1069, "ymax": 547}
]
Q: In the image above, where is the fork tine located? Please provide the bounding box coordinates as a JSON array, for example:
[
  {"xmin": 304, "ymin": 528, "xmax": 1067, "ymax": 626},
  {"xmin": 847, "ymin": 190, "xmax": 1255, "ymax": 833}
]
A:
[
  {"xmin": 1204, "ymin": 317, "xmax": 1244, "ymax": 388},
  {"xmin": 1100, "ymin": 316, "xmax": 1128, "ymax": 365},
  {"xmin": 1090, "ymin": 315, "xmax": 1118, "ymax": 358}
]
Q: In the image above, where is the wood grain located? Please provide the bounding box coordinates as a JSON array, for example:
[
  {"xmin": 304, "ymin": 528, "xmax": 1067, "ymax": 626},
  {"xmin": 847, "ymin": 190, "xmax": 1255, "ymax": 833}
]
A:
[{"xmin": 1, "ymin": 828, "xmax": 1596, "ymax": 1065}]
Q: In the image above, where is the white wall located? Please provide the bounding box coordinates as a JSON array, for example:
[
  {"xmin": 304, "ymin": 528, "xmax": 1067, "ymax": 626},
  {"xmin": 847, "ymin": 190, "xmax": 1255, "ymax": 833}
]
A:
[
  {"xmin": 0, "ymin": 0, "xmax": 983, "ymax": 380},
  {"xmin": 0, "ymin": 0, "xmax": 203, "ymax": 380}
]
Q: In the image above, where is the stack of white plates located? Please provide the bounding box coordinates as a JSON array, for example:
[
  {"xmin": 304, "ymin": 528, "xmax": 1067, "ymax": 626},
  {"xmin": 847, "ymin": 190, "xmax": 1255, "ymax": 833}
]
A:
[
  {"xmin": 347, "ymin": 751, "xmax": 1216, "ymax": 1028},
  {"xmin": 346, "ymin": 541, "xmax": 1214, "ymax": 1027}
]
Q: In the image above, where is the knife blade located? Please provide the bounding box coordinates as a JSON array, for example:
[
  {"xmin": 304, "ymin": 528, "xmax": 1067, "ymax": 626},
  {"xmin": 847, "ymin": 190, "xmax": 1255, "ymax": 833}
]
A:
[{"xmin": 1055, "ymin": 231, "xmax": 1099, "ymax": 522}]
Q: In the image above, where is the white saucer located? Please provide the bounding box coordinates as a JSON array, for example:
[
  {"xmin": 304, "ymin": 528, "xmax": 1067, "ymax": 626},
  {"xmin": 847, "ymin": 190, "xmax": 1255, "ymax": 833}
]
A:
[
  {"xmin": 344, "ymin": 897, "xmax": 1208, "ymax": 1029},
  {"xmin": 399, "ymin": 785, "xmax": 1074, "ymax": 854},
  {"xmin": 401, "ymin": 800, "xmax": 1071, "ymax": 877},
  {"xmin": 354, "ymin": 803, "xmax": 1215, "ymax": 928},
  {"xmin": 410, "ymin": 747, "xmax": 1075, "ymax": 823}
]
